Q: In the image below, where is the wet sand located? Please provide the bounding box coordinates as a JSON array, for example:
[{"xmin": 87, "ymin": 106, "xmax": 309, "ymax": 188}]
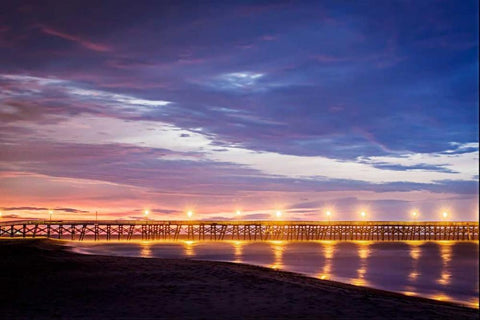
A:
[{"xmin": 0, "ymin": 239, "xmax": 478, "ymax": 319}]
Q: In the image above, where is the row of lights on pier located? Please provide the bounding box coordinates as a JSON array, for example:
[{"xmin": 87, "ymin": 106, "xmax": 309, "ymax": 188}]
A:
[
  {"xmin": 0, "ymin": 209, "xmax": 449, "ymax": 220},
  {"xmin": 142, "ymin": 209, "xmax": 450, "ymax": 220}
]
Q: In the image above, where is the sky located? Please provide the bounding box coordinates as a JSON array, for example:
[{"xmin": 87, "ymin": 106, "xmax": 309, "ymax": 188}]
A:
[{"xmin": 0, "ymin": 0, "xmax": 478, "ymax": 221}]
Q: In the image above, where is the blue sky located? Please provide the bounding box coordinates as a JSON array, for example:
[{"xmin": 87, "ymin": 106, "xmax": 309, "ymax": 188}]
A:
[{"xmin": 0, "ymin": 0, "xmax": 478, "ymax": 220}]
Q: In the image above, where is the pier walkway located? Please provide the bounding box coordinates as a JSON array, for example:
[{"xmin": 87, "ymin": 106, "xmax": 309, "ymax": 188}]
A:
[{"xmin": 0, "ymin": 220, "xmax": 478, "ymax": 241}]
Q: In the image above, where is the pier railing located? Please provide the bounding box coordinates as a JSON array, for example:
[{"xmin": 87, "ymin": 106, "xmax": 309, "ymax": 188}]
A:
[{"xmin": 0, "ymin": 220, "xmax": 478, "ymax": 241}]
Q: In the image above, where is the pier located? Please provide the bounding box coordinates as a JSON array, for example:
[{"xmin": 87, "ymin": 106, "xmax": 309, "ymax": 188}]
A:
[{"xmin": 0, "ymin": 220, "xmax": 478, "ymax": 241}]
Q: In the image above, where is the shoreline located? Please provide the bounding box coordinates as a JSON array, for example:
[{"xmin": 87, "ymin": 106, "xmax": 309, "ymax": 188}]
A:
[
  {"xmin": 65, "ymin": 238, "xmax": 479, "ymax": 308},
  {"xmin": 1, "ymin": 238, "xmax": 478, "ymax": 319}
]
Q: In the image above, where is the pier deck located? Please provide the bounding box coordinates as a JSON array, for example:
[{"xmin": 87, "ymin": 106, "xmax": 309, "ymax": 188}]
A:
[{"xmin": 0, "ymin": 220, "xmax": 478, "ymax": 241}]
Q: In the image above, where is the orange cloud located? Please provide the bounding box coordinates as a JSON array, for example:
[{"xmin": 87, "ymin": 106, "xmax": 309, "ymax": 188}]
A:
[{"xmin": 39, "ymin": 25, "xmax": 110, "ymax": 52}]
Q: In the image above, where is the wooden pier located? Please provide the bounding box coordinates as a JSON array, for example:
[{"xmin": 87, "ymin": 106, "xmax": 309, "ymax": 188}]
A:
[{"xmin": 0, "ymin": 220, "xmax": 478, "ymax": 241}]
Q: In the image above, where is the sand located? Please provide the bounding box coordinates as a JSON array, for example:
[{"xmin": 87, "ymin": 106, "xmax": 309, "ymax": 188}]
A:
[{"xmin": 0, "ymin": 239, "xmax": 478, "ymax": 320}]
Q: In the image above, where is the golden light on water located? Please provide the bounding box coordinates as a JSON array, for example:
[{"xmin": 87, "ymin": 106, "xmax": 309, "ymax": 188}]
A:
[
  {"xmin": 409, "ymin": 243, "xmax": 421, "ymax": 261},
  {"xmin": 408, "ymin": 242, "xmax": 422, "ymax": 281},
  {"xmin": 437, "ymin": 242, "xmax": 452, "ymax": 285},
  {"xmin": 357, "ymin": 242, "xmax": 370, "ymax": 259},
  {"xmin": 140, "ymin": 242, "xmax": 152, "ymax": 258},
  {"xmin": 351, "ymin": 242, "xmax": 371, "ymax": 287},
  {"xmin": 351, "ymin": 278, "xmax": 368, "ymax": 286},
  {"xmin": 402, "ymin": 290, "xmax": 417, "ymax": 296},
  {"xmin": 233, "ymin": 241, "xmax": 243, "ymax": 262},
  {"xmin": 317, "ymin": 241, "xmax": 335, "ymax": 280},
  {"xmin": 468, "ymin": 298, "xmax": 480, "ymax": 309},
  {"xmin": 431, "ymin": 293, "xmax": 451, "ymax": 302},
  {"xmin": 270, "ymin": 241, "xmax": 284, "ymax": 270},
  {"xmin": 323, "ymin": 241, "xmax": 335, "ymax": 260},
  {"xmin": 184, "ymin": 240, "xmax": 194, "ymax": 256},
  {"xmin": 409, "ymin": 271, "xmax": 420, "ymax": 280}
]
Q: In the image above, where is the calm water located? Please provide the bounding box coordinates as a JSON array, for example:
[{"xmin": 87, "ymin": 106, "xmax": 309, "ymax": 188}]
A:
[{"xmin": 69, "ymin": 241, "xmax": 479, "ymax": 308}]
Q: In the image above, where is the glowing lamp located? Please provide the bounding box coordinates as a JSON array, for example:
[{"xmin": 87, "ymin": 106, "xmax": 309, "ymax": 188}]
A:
[
  {"xmin": 360, "ymin": 211, "xmax": 366, "ymax": 219},
  {"xmin": 276, "ymin": 210, "xmax": 282, "ymax": 218},
  {"xmin": 187, "ymin": 211, "xmax": 193, "ymax": 218},
  {"xmin": 144, "ymin": 210, "xmax": 149, "ymax": 216},
  {"xmin": 442, "ymin": 212, "xmax": 448, "ymax": 219},
  {"xmin": 326, "ymin": 211, "xmax": 331, "ymax": 217}
]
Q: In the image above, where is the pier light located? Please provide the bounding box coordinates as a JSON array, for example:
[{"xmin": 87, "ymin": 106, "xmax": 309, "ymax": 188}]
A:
[
  {"xmin": 0, "ymin": 211, "xmax": 2, "ymax": 218},
  {"xmin": 144, "ymin": 209, "xmax": 149, "ymax": 216},
  {"xmin": 276, "ymin": 210, "xmax": 282, "ymax": 218},
  {"xmin": 236, "ymin": 210, "xmax": 241, "ymax": 216},
  {"xmin": 187, "ymin": 210, "xmax": 193, "ymax": 218},
  {"xmin": 411, "ymin": 211, "xmax": 418, "ymax": 219},
  {"xmin": 49, "ymin": 210, "xmax": 53, "ymax": 221},
  {"xmin": 360, "ymin": 211, "xmax": 366, "ymax": 220},
  {"xmin": 325, "ymin": 211, "xmax": 332, "ymax": 222},
  {"xmin": 442, "ymin": 211, "xmax": 448, "ymax": 219}
]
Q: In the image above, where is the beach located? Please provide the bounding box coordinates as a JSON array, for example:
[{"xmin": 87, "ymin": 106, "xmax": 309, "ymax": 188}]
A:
[{"xmin": 0, "ymin": 239, "xmax": 478, "ymax": 320}]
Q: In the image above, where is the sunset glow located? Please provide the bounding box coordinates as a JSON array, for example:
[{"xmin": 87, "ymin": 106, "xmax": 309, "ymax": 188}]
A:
[{"xmin": 0, "ymin": 0, "xmax": 477, "ymax": 223}]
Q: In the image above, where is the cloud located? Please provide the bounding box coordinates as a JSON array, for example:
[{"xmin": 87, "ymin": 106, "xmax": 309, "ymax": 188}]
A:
[
  {"xmin": 0, "ymin": 214, "xmax": 18, "ymax": 218},
  {"xmin": 1, "ymin": 206, "xmax": 89, "ymax": 213},
  {"xmin": 39, "ymin": 25, "xmax": 111, "ymax": 52},
  {"xmin": 0, "ymin": 74, "xmax": 171, "ymax": 121},
  {"xmin": 204, "ymin": 72, "xmax": 266, "ymax": 91},
  {"xmin": 4, "ymin": 103, "xmax": 477, "ymax": 185},
  {"xmin": 2, "ymin": 206, "xmax": 48, "ymax": 211},
  {"xmin": 242, "ymin": 213, "xmax": 271, "ymax": 220},
  {"xmin": 0, "ymin": 1, "xmax": 477, "ymax": 220}
]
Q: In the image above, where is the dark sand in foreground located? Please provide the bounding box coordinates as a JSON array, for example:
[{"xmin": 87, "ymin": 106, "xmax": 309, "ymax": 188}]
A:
[{"xmin": 1, "ymin": 239, "xmax": 478, "ymax": 319}]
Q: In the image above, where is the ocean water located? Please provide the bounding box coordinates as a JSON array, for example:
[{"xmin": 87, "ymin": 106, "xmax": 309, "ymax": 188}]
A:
[{"xmin": 69, "ymin": 240, "xmax": 479, "ymax": 308}]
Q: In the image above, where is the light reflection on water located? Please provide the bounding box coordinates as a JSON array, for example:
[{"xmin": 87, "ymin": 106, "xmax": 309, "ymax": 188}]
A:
[
  {"xmin": 437, "ymin": 242, "xmax": 452, "ymax": 286},
  {"xmin": 140, "ymin": 241, "xmax": 152, "ymax": 258},
  {"xmin": 270, "ymin": 241, "xmax": 284, "ymax": 270},
  {"xmin": 70, "ymin": 240, "xmax": 479, "ymax": 308},
  {"xmin": 408, "ymin": 242, "xmax": 421, "ymax": 280}
]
